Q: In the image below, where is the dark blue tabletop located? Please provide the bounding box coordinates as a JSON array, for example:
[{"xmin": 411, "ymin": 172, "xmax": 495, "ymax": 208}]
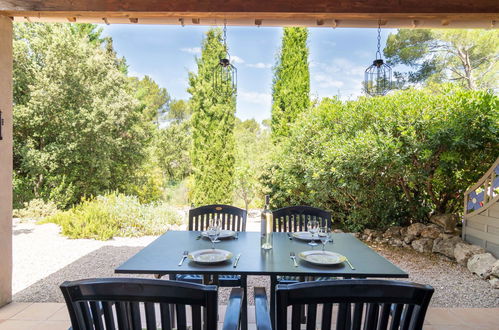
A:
[{"xmin": 115, "ymin": 231, "xmax": 407, "ymax": 278}]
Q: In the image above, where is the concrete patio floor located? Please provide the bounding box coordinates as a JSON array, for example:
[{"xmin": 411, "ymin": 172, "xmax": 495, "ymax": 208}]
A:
[{"xmin": 0, "ymin": 302, "xmax": 498, "ymax": 329}]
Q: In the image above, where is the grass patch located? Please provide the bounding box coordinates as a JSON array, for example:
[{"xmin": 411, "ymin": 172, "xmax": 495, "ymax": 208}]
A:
[{"xmin": 42, "ymin": 193, "xmax": 183, "ymax": 240}]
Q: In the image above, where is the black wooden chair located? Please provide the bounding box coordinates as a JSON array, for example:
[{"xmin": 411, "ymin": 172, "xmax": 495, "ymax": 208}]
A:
[
  {"xmin": 254, "ymin": 279, "xmax": 434, "ymax": 330},
  {"xmin": 272, "ymin": 205, "xmax": 332, "ymax": 233},
  {"xmin": 175, "ymin": 204, "xmax": 248, "ymax": 328},
  {"xmin": 270, "ymin": 205, "xmax": 333, "ymax": 324},
  {"xmin": 189, "ymin": 204, "xmax": 247, "ymax": 232},
  {"xmin": 60, "ymin": 278, "xmax": 243, "ymax": 330}
]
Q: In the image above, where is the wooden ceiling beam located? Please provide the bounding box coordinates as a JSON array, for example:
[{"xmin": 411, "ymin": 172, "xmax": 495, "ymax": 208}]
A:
[
  {"xmin": 0, "ymin": 0, "xmax": 496, "ymax": 28},
  {"xmin": 0, "ymin": 0, "xmax": 497, "ymax": 15}
]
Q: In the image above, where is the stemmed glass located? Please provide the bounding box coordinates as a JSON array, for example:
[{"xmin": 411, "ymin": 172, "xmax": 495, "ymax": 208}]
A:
[
  {"xmin": 308, "ymin": 219, "xmax": 319, "ymax": 246},
  {"xmin": 207, "ymin": 218, "xmax": 221, "ymax": 250},
  {"xmin": 318, "ymin": 227, "xmax": 332, "ymax": 252}
]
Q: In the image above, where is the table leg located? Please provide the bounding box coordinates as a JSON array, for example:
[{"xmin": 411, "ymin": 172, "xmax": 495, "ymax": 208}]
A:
[
  {"xmin": 241, "ymin": 275, "xmax": 248, "ymax": 330},
  {"xmin": 270, "ymin": 275, "xmax": 277, "ymax": 328}
]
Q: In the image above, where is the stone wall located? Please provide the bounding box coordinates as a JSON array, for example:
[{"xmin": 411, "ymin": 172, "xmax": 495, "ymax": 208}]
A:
[{"xmin": 360, "ymin": 221, "xmax": 499, "ymax": 289}]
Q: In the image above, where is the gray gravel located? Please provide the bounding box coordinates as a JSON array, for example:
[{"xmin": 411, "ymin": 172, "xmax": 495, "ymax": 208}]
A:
[{"xmin": 12, "ymin": 217, "xmax": 498, "ymax": 307}]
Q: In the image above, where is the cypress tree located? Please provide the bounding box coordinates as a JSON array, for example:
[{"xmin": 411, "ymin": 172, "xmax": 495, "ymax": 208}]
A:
[
  {"xmin": 271, "ymin": 27, "xmax": 310, "ymax": 141},
  {"xmin": 188, "ymin": 28, "xmax": 236, "ymax": 205}
]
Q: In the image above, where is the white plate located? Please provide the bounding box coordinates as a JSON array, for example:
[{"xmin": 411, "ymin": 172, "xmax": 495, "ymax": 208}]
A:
[
  {"xmin": 292, "ymin": 232, "xmax": 317, "ymax": 241},
  {"xmin": 298, "ymin": 251, "xmax": 346, "ymax": 266},
  {"xmin": 201, "ymin": 230, "xmax": 236, "ymax": 239},
  {"xmin": 188, "ymin": 249, "xmax": 233, "ymax": 264}
]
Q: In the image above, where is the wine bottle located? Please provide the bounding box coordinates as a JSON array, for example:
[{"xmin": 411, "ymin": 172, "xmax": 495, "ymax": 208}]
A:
[{"xmin": 261, "ymin": 195, "xmax": 273, "ymax": 250}]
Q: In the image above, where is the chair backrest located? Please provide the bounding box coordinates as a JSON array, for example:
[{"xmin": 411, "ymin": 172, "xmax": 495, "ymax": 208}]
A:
[
  {"xmin": 272, "ymin": 205, "xmax": 332, "ymax": 232},
  {"xmin": 188, "ymin": 204, "xmax": 247, "ymax": 231},
  {"xmin": 275, "ymin": 279, "xmax": 434, "ymax": 330},
  {"xmin": 60, "ymin": 278, "xmax": 218, "ymax": 330}
]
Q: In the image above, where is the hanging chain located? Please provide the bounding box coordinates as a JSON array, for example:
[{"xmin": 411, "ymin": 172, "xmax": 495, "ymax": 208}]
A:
[
  {"xmin": 223, "ymin": 20, "xmax": 230, "ymax": 59},
  {"xmin": 376, "ymin": 20, "xmax": 382, "ymax": 60}
]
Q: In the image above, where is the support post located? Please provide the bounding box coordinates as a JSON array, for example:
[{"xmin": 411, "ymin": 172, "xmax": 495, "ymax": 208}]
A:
[{"xmin": 0, "ymin": 15, "xmax": 13, "ymax": 307}]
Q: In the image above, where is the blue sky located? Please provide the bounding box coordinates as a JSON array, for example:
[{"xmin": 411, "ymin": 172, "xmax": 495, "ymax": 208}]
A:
[{"xmin": 101, "ymin": 25, "xmax": 394, "ymax": 122}]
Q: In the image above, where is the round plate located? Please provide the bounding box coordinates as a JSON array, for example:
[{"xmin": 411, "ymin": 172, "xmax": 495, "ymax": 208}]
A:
[
  {"xmin": 188, "ymin": 249, "xmax": 233, "ymax": 264},
  {"xmin": 298, "ymin": 251, "xmax": 346, "ymax": 265},
  {"xmin": 292, "ymin": 232, "xmax": 316, "ymax": 241},
  {"xmin": 201, "ymin": 230, "xmax": 236, "ymax": 239}
]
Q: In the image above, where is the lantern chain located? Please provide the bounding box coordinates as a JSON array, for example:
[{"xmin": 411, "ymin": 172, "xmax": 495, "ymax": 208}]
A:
[
  {"xmin": 376, "ymin": 20, "xmax": 382, "ymax": 60},
  {"xmin": 223, "ymin": 20, "xmax": 230, "ymax": 59}
]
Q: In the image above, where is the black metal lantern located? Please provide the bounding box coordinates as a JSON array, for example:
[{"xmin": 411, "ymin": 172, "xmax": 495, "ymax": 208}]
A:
[
  {"xmin": 213, "ymin": 22, "xmax": 237, "ymax": 97},
  {"xmin": 364, "ymin": 21, "xmax": 392, "ymax": 96}
]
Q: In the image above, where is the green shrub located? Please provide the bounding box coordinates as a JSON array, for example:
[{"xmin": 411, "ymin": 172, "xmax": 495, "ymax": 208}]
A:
[
  {"xmin": 42, "ymin": 193, "xmax": 183, "ymax": 240},
  {"xmin": 265, "ymin": 85, "xmax": 498, "ymax": 231},
  {"xmin": 13, "ymin": 198, "xmax": 59, "ymax": 220}
]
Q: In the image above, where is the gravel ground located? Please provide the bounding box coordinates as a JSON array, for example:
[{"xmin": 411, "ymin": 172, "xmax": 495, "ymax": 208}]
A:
[{"xmin": 12, "ymin": 218, "xmax": 499, "ymax": 307}]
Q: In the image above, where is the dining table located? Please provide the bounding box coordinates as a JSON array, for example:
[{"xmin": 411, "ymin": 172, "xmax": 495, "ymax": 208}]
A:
[{"xmin": 115, "ymin": 230, "xmax": 408, "ymax": 327}]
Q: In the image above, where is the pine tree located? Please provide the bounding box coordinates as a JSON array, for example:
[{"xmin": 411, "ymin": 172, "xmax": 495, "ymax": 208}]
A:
[
  {"xmin": 188, "ymin": 28, "xmax": 236, "ymax": 205},
  {"xmin": 271, "ymin": 27, "xmax": 310, "ymax": 141}
]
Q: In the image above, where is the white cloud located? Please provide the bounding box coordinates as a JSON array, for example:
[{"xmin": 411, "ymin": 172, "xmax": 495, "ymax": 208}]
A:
[
  {"xmin": 238, "ymin": 90, "xmax": 272, "ymax": 105},
  {"xmin": 314, "ymin": 74, "xmax": 344, "ymax": 88},
  {"xmin": 311, "ymin": 57, "xmax": 367, "ymax": 100},
  {"xmin": 230, "ymin": 55, "xmax": 245, "ymax": 64},
  {"xmin": 246, "ymin": 62, "xmax": 272, "ymax": 69},
  {"xmin": 180, "ymin": 47, "xmax": 201, "ymax": 54}
]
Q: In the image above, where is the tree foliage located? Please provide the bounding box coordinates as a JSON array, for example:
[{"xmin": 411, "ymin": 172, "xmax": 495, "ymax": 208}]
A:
[
  {"xmin": 130, "ymin": 75, "xmax": 171, "ymax": 125},
  {"xmin": 384, "ymin": 29, "xmax": 499, "ymax": 90},
  {"xmin": 265, "ymin": 85, "xmax": 498, "ymax": 231},
  {"xmin": 188, "ymin": 29, "xmax": 236, "ymax": 205},
  {"xmin": 271, "ymin": 27, "xmax": 310, "ymax": 141},
  {"xmin": 233, "ymin": 119, "xmax": 271, "ymax": 210},
  {"xmin": 13, "ymin": 23, "xmax": 151, "ymax": 208},
  {"xmin": 155, "ymin": 121, "xmax": 191, "ymax": 184}
]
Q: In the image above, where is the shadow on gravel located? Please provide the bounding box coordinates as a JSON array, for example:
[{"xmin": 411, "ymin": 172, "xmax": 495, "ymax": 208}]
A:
[
  {"xmin": 13, "ymin": 228, "xmax": 34, "ymax": 235},
  {"xmin": 13, "ymin": 246, "xmax": 154, "ymax": 303}
]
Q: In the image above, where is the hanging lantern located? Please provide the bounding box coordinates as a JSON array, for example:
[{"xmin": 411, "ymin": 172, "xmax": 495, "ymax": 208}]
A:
[
  {"xmin": 364, "ymin": 21, "xmax": 392, "ymax": 96},
  {"xmin": 213, "ymin": 21, "xmax": 237, "ymax": 97}
]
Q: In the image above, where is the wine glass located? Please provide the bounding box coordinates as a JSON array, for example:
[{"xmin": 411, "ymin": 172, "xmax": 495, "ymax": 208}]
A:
[
  {"xmin": 308, "ymin": 219, "xmax": 319, "ymax": 246},
  {"xmin": 318, "ymin": 227, "xmax": 332, "ymax": 252},
  {"xmin": 207, "ymin": 218, "xmax": 221, "ymax": 249}
]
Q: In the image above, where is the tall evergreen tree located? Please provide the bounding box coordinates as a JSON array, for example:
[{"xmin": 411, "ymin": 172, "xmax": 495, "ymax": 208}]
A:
[
  {"xmin": 271, "ymin": 27, "xmax": 310, "ymax": 141},
  {"xmin": 188, "ymin": 29, "xmax": 236, "ymax": 205}
]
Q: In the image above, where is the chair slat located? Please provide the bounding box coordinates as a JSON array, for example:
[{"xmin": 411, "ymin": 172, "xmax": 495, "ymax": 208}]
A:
[
  {"xmin": 321, "ymin": 303, "xmax": 333, "ymax": 330},
  {"xmin": 306, "ymin": 304, "xmax": 317, "ymax": 330},
  {"xmin": 160, "ymin": 303, "xmax": 172, "ymax": 330},
  {"xmin": 115, "ymin": 302, "xmax": 130, "ymax": 329},
  {"xmin": 130, "ymin": 302, "xmax": 142, "ymax": 329},
  {"xmin": 191, "ymin": 305, "xmax": 202, "ymax": 330},
  {"xmin": 352, "ymin": 303, "xmax": 364, "ymax": 330},
  {"xmin": 401, "ymin": 304, "xmax": 415, "ymax": 330},
  {"xmin": 89, "ymin": 301, "xmax": 105, "ymax": 330},
  {"xmin": 145, "ymin": 302, "xmax": 156, "ymax": 330},
  {"xmin": 176, "ymin": 304, "xmax": 187, "ymax": 330},
  {"xmin": 365, "ymin": 303, "xmax": 379, "ymax": 330},
  {"xmin": 291, "ymin": 305, "xmax": 301, "ymax": 330},
  {"xmin": 378, "ymin": 303, "xmax": 391, "ymax": 329},
  {"xmin": 79, "ymin": 302, "xmax": 94, "ymax": 329},
  {"xmin": 389, "ymin": 304, "xmax": 404, "ymax": 330},
  {"xmin": 337, "ymin": 303, "xmax": 349, "ymax": 330},
  {"xmin": 102, "ymin": 301, "xmax": 116, "ymax": 330}
]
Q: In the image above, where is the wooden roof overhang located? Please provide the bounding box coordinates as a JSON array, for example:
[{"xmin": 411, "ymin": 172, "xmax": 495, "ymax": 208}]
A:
[{"xmin": 0, "ymin": 0, "xmax": 497, "ymax": 28}]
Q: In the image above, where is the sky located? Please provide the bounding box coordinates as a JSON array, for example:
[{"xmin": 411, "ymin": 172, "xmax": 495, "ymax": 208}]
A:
[{"xmin": 101, "ymin": 25, "xmax": 394, "ymax": 123}]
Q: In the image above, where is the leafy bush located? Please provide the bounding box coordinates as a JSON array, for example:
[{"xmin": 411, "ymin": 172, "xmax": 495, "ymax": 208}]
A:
[
  {"xmin": 42, "ymin": 193, "xmax": 183, "ymax": 240},
  {"xmin": 13, "ymin": 198, "xmax": 59, "ymax": 220},
  {"xmin": 265, "ymin": 85, "xmax": 498, "ymax": 231}
]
